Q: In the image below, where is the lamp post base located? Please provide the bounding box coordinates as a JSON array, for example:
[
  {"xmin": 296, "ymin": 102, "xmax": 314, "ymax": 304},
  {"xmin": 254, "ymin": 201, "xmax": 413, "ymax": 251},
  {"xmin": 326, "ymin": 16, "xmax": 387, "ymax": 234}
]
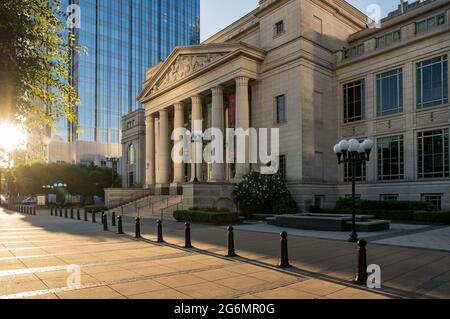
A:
[{"xmin": 348, "ymin": 232, "xmax": 359, "ymax": 243}]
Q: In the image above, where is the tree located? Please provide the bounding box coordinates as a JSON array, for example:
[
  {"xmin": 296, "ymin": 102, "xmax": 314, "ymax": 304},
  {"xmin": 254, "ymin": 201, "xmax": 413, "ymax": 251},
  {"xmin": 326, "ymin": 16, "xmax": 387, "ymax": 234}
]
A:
[
  {"xmin": 6, "ymin": 163, "xmax": 122, "ymax": 204},
  {"xmin": 0, "ymin": 0, "xmax": 83, "ymax": 130}
]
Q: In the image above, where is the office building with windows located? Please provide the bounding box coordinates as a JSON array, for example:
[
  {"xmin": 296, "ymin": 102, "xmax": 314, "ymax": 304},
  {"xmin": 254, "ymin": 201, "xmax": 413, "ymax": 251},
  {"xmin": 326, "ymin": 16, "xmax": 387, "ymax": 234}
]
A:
[
  {"xmin": 47, "ymin": 0, "xmax": 200, "ymax": 170},
  {"xmin": 113, "ymin": 0, "xmax": 450, "ymax": 212}
]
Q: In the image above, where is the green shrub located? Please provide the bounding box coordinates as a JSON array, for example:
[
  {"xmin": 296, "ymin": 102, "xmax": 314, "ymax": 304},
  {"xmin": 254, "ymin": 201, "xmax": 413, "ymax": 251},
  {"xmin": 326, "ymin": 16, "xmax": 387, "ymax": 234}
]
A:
[
  {"xmin": 232, "ymin": 172, "xmax": 296, "ymax": 215},
  {"xmin": 173, "ymin": 210, "xmax": 239, "ymax": 224},
  {"xmin": 84, "ymin": 205, "xmax": 107, "ymax": 213},
  {"xmin": 190, "ymin": 207, "xmax": 230, "ymax": 213},
  {"xmin": 335, "ymin": 198, "xmax": 437, "ymax": 212},
  {"xmin": 271, "ymin": 196, "xmax": 298, "ymax": 215},
  {"xmin": 413, "ymin": 211, "xmax": 450, "ymax": 224}
]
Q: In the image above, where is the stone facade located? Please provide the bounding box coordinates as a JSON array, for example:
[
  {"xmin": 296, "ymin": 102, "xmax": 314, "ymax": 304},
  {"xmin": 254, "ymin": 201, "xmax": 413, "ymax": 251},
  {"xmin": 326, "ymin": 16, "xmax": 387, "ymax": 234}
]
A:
[
  {"xmin": 121, "ymin": 109, "xmax": 146, "ymax": 188},
  {"xmin": 136, "ymin": 0, "xmax": 450, "ymax": 211}
]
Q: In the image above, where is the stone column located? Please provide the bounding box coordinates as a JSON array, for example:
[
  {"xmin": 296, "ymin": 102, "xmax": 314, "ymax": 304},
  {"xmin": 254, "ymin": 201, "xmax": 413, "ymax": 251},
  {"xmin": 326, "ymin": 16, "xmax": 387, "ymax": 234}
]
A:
[
  {"xmin": 191, "ymin": 95, "xmax": 203, "ymax": 182},
  {"xmin": 157, "ymin": 108, "xmax": 170, "ymax": 184},
  {"xmin": 173, "ymin": 102, "xmax": 185, "ymax": 184},
  {"xmin": 211, "ymin": 86, "xmax": 225, "ymax": 182},
  {"xmin": 235, "ymin": 76, "xmax": 250, "ymax": 180},
  {"xmin": 145, "ymin": 114, "xmax": 156, "ymax": 187}
]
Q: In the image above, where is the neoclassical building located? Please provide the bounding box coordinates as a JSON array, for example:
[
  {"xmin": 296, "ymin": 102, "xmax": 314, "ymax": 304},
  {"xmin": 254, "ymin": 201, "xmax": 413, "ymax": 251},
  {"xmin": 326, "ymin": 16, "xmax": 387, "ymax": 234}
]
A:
[{"xmin": 130, "ymin": 0, "xmax": 450, "ymax": 211}]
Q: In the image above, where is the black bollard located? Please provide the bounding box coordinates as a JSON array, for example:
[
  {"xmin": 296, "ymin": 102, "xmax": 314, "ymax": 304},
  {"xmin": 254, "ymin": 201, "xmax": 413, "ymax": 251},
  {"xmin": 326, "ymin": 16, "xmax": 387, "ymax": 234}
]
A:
[
  {"xmin": 354, "ymin": 239, "xmax": 368, "ymax": 285},
  {"xmin": 102, "ymin": 213, "xmax": 108, "ymax": 231},
  {"xmin": 227, "ymin": 226, "xmax": 236, "ymax": 257},
  {"xmin": 33, "ymin": 206, "xmax": 36, "ymax": 216},
  {"xmin": 185, "ymin": 222, "xmax": 192, "ymax": 248},
  {"xmin": 135, "ymin": 217, "xmax": 141, "ymax": 238},
  {"xmin": 64, "ymin": 208, "xmax": 68, "ymax": 218},
  {"xmin": 278, "ymin": 231, "xmax": 291, "ymax": 268},
  {"xmin": 70, "ymin": 208, "xmax": 74, "ymax": 219},
  {"xmin": 117, "ymin": 216, "xmax": 123, "ymax": 234},
  {"xmin": 77, "ymin": 209, "xmax": 80, "ymax": 220},
  {"xmin": 84, "ymin": 210, "xmax": 88, "ymax": 221},
  {"xmin": 92, "ymin": 211, "xmax": 96, "ymax": 223},
  {"xmin": 50, "ymin": 207, "xmax": 53, "ymax": 216},
  {"xmin": 157, "ymin": 220, "xmax": 164, "ymax": 243},
  {"xmin": 111, "ymin": 212, "xmax": 116, "ymax": 227},
  {"xmin": 59, "ymin": 207, "xmax": 63, "ymax": 217}
]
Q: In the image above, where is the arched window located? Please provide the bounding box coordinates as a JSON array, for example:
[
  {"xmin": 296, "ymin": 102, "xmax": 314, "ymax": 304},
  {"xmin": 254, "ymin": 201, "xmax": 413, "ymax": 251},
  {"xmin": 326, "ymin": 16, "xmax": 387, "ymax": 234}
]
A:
[{"xmin": 128, "ymin": 144, "xmax": 136, "ymax": 166}]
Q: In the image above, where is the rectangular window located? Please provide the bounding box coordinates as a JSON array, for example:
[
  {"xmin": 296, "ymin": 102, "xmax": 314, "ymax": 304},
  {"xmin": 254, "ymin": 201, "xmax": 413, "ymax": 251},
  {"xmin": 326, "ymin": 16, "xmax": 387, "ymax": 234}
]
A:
[
  {"xmin": 343, "ymin": 80, "xmax": 365, "ymax": 123},
  {"xmin": 376, "ymin": 30, "xmax": 401, "ymax": 49},
  {"xmin": 422, "ymin": 194, "xmax": 443, "ymax": 210},
  {"xmin": 278, "ymin": 155, "xmax": 287, "ymax": 180},
  {"xmin": 377, "ymin": 135, "xmax": 404, "ymax": 180},
  {"xmin": 274, "ymin": 21, "xmax": 285, "ymax": 36},
  {"xmin": 416, "ymin": 13, "xmax": 446, "ymax": 34},
  {"xmin": 380, "ymin": 194, "xmax": 399, "ymax": 201},
  {"xmin": 343, "ymin": 44, "xmax": 364, "ymax": 60},
  {"xmin": 276, "ymin": 95, "xmax": 287, "ymax": 123},
  {"xmin": 418, "ymin": 129, "xmax": 449, "ymax": 178},
  {"xmin": 416, "ymin": 55, "xmax": 448, "ymax": 108},
  {"xmin": 377, "ymin": 69, "xmax": 403, "ymax": 116}
]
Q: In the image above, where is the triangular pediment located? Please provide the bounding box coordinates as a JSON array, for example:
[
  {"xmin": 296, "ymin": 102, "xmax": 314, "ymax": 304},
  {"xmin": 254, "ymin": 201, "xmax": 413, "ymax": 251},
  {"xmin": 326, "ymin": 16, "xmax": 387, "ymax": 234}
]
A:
[{"xmin": 138, "ymin": 42, "xmax": 265, "ymax": 103}]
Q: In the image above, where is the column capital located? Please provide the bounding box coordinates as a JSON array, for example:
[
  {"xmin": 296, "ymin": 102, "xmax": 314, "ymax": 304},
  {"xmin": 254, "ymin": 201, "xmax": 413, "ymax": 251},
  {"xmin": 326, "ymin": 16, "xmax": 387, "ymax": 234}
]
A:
[
  {"xmin": 235, "ymin": 76, "xmax": 250, "ymax": 87},
  {"xmin": 174, "ymin": 102, "xmax": 185, "ymax": 112},
  {"xmin": 145, "ymin": 113, "xmax": 156, "ymax": 123},
  {"xmin": 191, "ymin": 95, "xmax": 203, "ymax": 105},
  {"xmin": 211, "ymin": 86, "xmax": 224, "ymax": 96}
]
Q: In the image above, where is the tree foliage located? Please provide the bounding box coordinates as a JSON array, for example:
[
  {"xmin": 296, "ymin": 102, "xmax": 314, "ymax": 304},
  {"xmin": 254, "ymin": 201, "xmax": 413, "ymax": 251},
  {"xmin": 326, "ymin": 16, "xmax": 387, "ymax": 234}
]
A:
[
  {"xmin": 5, "ymin": 163, "xmax": 121, "ymax": 201},
  {"xmin": 0, "ymin": 0, "xmax": 83, "ymax": 129}
]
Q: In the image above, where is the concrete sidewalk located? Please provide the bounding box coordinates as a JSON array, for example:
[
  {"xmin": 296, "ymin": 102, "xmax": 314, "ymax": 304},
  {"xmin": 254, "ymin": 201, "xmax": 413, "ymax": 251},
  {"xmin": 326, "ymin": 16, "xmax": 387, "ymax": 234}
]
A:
[{"xmin": 0, "ymin": 208, "xmax": 448, "ymax": 299}]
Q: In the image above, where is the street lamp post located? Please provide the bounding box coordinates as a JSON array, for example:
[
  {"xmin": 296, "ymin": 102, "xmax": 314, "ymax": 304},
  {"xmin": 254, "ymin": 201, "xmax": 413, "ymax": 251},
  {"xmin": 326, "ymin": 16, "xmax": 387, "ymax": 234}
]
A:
[
  {"xmin": 191, "ymin": 130, "xmax": 203, "ymax": 184},
  {"xmin": 333, "ymin": 138, "xmax": 374, "ymax": 243},
  {"xmin": 42, "ymin": 185, "xmax": 54, "ymax": 205},
  {"xmin": 105, "ymin": 155, "xmax": 119, "ymax": 188}
]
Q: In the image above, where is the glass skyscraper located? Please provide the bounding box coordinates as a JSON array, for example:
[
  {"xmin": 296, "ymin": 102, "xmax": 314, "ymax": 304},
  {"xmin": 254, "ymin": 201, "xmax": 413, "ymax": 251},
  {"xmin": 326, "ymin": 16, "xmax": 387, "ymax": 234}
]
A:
[{"xmin": 52, "ymin": 0, "xmax": 200, "ymax": 163}]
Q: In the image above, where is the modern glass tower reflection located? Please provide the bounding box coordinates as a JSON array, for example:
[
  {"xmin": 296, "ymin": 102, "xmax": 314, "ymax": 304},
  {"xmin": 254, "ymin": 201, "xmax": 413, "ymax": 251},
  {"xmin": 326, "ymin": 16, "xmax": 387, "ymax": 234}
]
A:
[{"xmin": 51, "ymin": 0, "xmax": 200, "ymax": 166}]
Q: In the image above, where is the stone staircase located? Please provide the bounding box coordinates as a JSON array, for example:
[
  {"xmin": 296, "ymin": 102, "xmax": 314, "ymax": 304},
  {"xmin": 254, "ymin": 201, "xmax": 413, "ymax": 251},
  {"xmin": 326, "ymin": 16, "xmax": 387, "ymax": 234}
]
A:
[{"xmin": 117, "ymin": 194, "xmax": 184, "ymax": 221}]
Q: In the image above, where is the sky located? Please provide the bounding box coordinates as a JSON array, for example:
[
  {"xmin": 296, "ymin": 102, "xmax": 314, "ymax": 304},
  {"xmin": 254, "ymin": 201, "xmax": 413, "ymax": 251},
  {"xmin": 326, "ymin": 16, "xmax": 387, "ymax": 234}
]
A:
[{"xmin": 200, "ymin": 0, "xmax": 402, "ymax": 41}]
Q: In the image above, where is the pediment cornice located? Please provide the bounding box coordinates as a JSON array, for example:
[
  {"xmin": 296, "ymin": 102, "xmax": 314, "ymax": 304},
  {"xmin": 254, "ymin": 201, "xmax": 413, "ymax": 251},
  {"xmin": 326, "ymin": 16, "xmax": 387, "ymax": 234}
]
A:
[{"xmin": 138, "ymin": 42, "xmax": 265, "ymax": 103}]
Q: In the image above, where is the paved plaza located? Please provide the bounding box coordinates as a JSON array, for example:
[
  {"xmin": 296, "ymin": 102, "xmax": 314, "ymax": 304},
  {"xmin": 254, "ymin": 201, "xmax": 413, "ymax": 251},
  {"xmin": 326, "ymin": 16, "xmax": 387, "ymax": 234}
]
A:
[{"xmin": 1, "ymin": 208, "xmax": 450, "ymax": 299}]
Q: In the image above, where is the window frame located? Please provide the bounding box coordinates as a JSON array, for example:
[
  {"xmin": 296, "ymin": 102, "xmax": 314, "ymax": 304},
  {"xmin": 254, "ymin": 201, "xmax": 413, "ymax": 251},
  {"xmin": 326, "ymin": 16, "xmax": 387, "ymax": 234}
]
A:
[
  {"xmin": 421, "ymin": 193, "xmax": 443, "ymax": 211},
  {"xmin": 274, "ymin": 20, "xmax": 285, "ymax": 37},
  {"xmin": 275, "ymin": 94, "xmax": 287, "ymax": 124},
  {"xmin": 343, "ymin": 79, "xmax": 365, "ymax": 123},
  {"xmin": 377, "ymin": 135, "xmax": 404, "ymax": 181},
  {"xmin": 416, "ymin": 12, "xmax": 447, "ymax": 34},
  {"xmin": 417, "ymin": 128, "xmax": 450, "ymax": 179},
  {"xmin": 416, "ymin": 54, "xmax": 448, "ymax": 109},
  {"xmin": 376, "ymin": 68, "xmax": 404, "ymax": 117},
  {"xmin": 375, "ymin": 29, "xmax": 401, "ymax": 49}
]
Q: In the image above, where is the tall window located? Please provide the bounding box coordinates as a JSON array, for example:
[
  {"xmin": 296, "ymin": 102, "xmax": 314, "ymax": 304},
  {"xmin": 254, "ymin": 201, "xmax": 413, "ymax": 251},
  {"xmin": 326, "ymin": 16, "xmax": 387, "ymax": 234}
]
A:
[
  {"xmin": 274, "ymin": 21, "xmax": 285, "ymax": 36},
  {"xmin": 276, "ymin": 95, "xmax": 286, "ymax": 124},
  {"xmin": 377, "ymin": 135, "xmax": 404, "ymax": 180},
  {"xmin": 128, "ymin": 144, "xmax": 136, "ymax": 166},
  {"xmin": 343, "ymin": 80, "xmax": 365, "ymax": 123},
  {"xmin": 416, "ymin": 13, "xmax": 446, "ymax": 34},
  {"xmin": 418, "ymin": 129, "xmax": 449, "ymax": 178},
  {"xmin": 377, "ymin": 69, "xmax": 403, "ymax": 116},
  {"xmin": 416, "ymin": 55, "xmax": 448, "ymax": 108}
]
